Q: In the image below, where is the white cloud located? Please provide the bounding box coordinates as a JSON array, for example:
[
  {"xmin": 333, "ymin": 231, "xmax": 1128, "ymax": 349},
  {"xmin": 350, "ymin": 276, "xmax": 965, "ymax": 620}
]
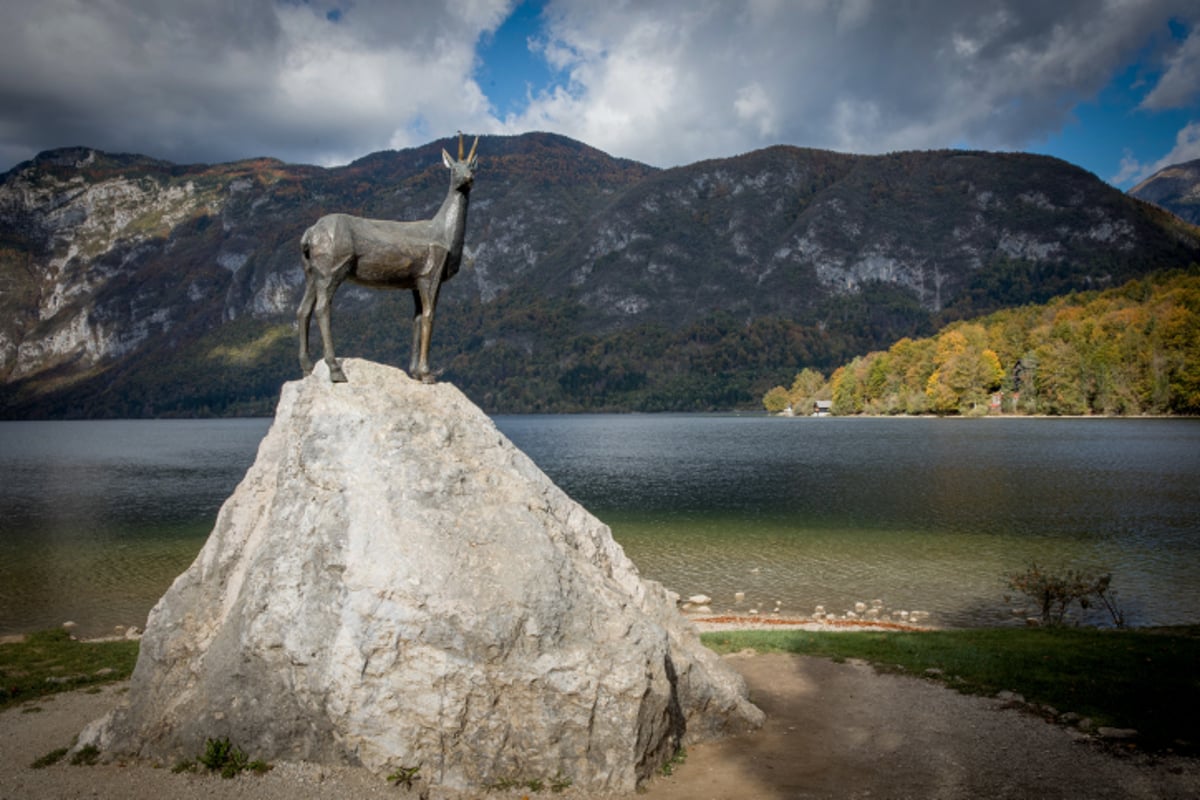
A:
[
  {"xmin": 1111, "ymin": 149, "xmax": 1146, "ymax": 186},
  {"xmin": 497, "ymin": 0, "xmax": 1200, "ymax": 167},
  {"xmin": 1, "ymin": 0, "xmax": 1198, "ymax": 177},
  {"xmin": 1141, "ymin": 27, "xmax": 1200, "ymax": 110},
  {"xmin": 734, "ymin": 83, "xmax": 777, "ymax": 138}
]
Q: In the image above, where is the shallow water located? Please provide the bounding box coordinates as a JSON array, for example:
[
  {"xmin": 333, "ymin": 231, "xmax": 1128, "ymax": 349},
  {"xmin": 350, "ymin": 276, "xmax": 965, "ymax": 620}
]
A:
[{"xmin": 1, "ymin": 415, "xmax": 1197, "ymax": 636}]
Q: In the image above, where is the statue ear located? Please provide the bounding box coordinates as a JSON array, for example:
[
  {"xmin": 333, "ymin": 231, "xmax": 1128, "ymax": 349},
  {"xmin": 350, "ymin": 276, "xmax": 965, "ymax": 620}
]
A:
[{"xmin": 442, "ymin": 149, "xmax": 453, "ymax": 168}]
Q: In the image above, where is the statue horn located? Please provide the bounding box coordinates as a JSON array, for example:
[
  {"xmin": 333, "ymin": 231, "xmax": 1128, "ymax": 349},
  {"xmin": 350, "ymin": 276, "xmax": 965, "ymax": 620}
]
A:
[
  {"xmin": 457, "ymin": 131, "xmax": 464, "ymax": 161},
  {"xmin": 467, "ymin": 135, "xmax": 479, "ymax": 162}
]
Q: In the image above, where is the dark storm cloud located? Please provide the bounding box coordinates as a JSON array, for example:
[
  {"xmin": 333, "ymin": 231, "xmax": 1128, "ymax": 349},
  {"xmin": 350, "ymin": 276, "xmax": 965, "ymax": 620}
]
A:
[{"xmin": 0, "ymin": 0, "xmax": 508, "ymax": 171}]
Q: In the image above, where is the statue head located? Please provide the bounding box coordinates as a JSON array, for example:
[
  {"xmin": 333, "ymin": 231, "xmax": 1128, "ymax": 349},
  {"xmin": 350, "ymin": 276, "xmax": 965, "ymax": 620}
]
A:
[{"xmin": 442, "ymin": 133, "xmax": 479, "ymax": 191}]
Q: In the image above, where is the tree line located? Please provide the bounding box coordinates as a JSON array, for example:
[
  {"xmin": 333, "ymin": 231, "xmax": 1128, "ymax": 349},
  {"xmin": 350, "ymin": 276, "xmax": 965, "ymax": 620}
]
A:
[{"xmin": 764, "ymin": 267, "xmax": 1200, "ymax": 416}]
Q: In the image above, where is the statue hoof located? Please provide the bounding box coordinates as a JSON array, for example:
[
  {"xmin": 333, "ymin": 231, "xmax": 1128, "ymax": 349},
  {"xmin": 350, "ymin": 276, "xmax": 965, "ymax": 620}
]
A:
[{"xmin": 328, "ymin": 362, "xmax": 348, "ymax": 383}]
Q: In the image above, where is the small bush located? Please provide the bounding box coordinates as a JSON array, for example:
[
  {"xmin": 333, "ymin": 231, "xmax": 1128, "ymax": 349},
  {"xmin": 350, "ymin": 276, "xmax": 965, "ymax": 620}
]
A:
[
  {"xmin": 195, "ymin": 737, "xmax": 270, "ymax": 779},
  {"xmin": 30, "ymin": 747, "xmax": 68, "ymax": 769},
  {"xmin": 660, "ymin": 747, "xmax": 687, "ymax": 776},
  {"xmin": 387, "ymin": 764, "xmax": 421, "ymax": 788},
  {"xmin": 1005, "ymin": 563, "xmax": 1125, "ymax": 627},
  {"xmin": 70, "ymin": 744, "xmax": 100, "ymax": 766}
]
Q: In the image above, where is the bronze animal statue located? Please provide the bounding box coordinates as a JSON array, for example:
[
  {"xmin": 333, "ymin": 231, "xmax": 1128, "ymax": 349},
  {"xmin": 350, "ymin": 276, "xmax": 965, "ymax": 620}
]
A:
[{"xmin": 297, "ymin": 133, "xmax": 478, "ymax": 383}]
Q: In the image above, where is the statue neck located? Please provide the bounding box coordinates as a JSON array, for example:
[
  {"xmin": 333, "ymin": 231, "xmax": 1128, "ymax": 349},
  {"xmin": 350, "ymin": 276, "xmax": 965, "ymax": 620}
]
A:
[{"xmin": 435, "ymin": 185, "xmax": 470, "ymax": 255}]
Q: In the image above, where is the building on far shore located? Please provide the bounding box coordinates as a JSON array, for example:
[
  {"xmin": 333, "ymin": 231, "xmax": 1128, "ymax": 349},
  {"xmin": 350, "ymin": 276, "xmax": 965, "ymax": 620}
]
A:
[{"xmin": 813, "ymin": 400, "xmax": 833, "ymax": 417}]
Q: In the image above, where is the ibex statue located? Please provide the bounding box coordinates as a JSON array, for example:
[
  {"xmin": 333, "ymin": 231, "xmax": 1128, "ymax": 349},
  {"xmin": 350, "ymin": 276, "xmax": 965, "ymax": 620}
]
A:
[{"xmin": 297, "ymin": 133, "xmax": 479, "ymax": 383}]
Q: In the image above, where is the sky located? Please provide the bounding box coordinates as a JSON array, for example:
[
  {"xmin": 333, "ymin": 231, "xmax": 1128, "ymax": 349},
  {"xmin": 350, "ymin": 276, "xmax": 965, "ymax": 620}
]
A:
[{"xmin": 1, "ymin": 0, "xmax": 1198, "ymax": 189}]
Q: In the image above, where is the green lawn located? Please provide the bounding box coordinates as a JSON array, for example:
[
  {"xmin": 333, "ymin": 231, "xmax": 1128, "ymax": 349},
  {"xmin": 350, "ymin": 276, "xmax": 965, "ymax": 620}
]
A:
[
  {"xmin": 0, "ymin": 629, "xmax": 138, "ymax": 710},
  {"xmin": 701, "ymin": 626, "xmax": 1200, "ymax": 753},
  {"xmin": 4, "ymin": 626, "xmax": 1197, "ymax": 755}
]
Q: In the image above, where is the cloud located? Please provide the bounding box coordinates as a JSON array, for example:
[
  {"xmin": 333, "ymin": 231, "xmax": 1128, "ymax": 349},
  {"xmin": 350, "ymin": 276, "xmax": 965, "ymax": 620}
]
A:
[
  {"xmin": 1, "ymin": 0, "xmax": 1198, "ymax": 175},
  {"xmin": 0, "ymin": 0, "xmax": 510, "ymax": 170},
  {"xmin": 1140, "ymin": 25, "xmax": 1200, "ymax": 110},
  {"xmin": 500, "ymin": 0, "xmax": 1198, "ymax": 166}
]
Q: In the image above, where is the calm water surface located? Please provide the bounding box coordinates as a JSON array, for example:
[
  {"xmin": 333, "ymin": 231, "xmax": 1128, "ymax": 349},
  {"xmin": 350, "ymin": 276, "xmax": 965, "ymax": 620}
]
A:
[{"xmin": 1, "ymin": 416, "xmax": 1197, "ymax": 636}]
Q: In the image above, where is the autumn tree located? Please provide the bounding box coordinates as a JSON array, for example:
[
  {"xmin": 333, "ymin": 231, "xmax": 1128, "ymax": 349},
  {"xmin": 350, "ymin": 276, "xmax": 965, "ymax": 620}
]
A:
[
  {"xmin": 763, "ymin": 385, "xmax": 791, "ymax": 414},
  {"xmin": 924, "ymin": 325, "xmax": 1004, "ymax": 414},
  {"xmin": 788, "ymin": 367, "xmax": 828, "ymax": 413}
]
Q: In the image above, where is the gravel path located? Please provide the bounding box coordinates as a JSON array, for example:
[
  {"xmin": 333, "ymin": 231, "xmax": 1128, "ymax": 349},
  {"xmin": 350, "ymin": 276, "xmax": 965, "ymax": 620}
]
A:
[{"xmin": 2, "ymin": 652, "xmax": 1196, "ymax": 799}]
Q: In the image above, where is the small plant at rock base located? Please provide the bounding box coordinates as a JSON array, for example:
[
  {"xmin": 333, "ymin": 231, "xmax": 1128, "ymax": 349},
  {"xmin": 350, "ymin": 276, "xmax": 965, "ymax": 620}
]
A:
[
  {"xmin": 484, "ymin": 777, "xmax": 519, "ymax": 791},
  {"xmin": 659, "ymin": 747, "xmax": 687, "ymax": 776},
  {"xmin": 525, "ymin": 777, "xmax": 545, "ymax": 792},
  {"xmin": 550, "ymin": 772, "xmax": 573, "ymax": 793},
  {"xmin": 195, "ymin": 736, "xmax": 269, "ymax": 778},
  {"xmin": 70, "ymin": 744, "xmax": 100, "ymax": 766},
  {"xmin": 387, "ymin": 764, "xmax": 422, "ymax": 788},
  {"xmin": 171, "ymin": 758, "xmax": 198, "ymax": 774},
  {"xmin": 31, "ymin": 747, "xmax": 68, "ymax": 769}
]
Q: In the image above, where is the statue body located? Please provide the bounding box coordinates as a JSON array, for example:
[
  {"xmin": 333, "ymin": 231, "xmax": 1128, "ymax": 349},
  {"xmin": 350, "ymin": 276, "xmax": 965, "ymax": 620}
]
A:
[{"xmin": 297, "ymin": 135, "xmax": 478, "ymax": 383}]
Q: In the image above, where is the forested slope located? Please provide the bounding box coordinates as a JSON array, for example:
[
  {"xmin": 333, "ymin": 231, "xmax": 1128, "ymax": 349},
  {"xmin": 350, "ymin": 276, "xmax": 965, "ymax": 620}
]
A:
[{"xmin": 765, "ymin": 268, "xmax": 1200, "ymax": 416}]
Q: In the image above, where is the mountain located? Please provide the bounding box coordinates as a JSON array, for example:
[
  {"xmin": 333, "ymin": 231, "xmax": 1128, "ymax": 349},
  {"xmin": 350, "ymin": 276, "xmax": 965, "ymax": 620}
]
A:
[
  {"xmin": 3, "ymin": 134, "xmax": 1199, "ymax": 417},
  {"xmin": 1129, "ymin": 159, "xmax": 1200, "ymax": 225}
]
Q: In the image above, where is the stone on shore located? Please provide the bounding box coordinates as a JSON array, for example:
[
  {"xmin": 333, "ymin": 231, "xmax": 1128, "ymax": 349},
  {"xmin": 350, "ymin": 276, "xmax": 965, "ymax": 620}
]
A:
[{"xmin": 78, "ymin": 358, "xmax": 762, "ymax": 794}]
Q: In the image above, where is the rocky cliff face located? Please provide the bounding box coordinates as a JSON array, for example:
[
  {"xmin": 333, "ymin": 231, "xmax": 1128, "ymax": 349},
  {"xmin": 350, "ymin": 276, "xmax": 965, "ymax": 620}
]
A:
[
  {"xmin": 1130, "ymin": 159, "xmax": 1200, "ymax": 225},
  {"xmin": 3, "ymin": 135, "xmax": 1198, "ymax": 416},
  {"xmin": 79, "ymin": 359, "xmax": 762, "ymax": 793}
]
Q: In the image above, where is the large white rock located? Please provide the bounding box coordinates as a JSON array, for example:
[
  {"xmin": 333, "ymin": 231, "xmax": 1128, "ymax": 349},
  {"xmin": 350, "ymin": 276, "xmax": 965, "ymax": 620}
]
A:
[{"xmin": 81, "ymin": 359, "xmax": 762, "ymax": 793}]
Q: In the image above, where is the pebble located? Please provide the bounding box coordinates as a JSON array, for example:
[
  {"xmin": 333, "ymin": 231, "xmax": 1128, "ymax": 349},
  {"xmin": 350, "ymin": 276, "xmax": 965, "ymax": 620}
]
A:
[
  {"xmin": 687, "ymin": 594, "xmax": 712, "ymax": 605},
  {"xmin": 1097, "ymin": 726, "xmax": 1138, "ymax": 740}
]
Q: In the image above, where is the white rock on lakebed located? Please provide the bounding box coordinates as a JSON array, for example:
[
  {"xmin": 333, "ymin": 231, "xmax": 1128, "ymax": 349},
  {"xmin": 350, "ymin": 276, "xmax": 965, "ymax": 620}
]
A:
[{"xmin": 78, "ymin": 358, "xmax": 762, "ymax": 794}]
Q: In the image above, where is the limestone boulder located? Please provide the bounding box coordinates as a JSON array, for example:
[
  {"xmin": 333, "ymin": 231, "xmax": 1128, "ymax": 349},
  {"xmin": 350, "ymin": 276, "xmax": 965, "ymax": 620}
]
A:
[{"xmin": 80, "ymin": 358, "xmax": 762, "ymax": 793}]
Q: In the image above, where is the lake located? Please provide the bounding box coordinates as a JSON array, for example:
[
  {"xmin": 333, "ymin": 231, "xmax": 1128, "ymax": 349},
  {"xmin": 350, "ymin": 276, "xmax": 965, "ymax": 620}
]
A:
[{"xmin": 1, "ymin": 416, "xmax": 1197, "ymax": 637}]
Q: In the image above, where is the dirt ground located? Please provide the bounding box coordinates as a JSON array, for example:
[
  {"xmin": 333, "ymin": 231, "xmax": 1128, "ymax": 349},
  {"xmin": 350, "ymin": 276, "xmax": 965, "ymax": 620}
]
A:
[{"xmin": 2, "ymin": 651, "xmax": 1197, "ymax": 800}]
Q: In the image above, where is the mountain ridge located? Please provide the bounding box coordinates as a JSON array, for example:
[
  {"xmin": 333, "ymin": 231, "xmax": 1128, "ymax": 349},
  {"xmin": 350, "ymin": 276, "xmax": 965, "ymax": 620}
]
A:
[
  {"xmin": 1130, "ymin": 158, "xmax": 1200, "ymax": 225},
  {"xmin": 3, "ymin": 133, "xmax": 1199, "ymax": 417}
]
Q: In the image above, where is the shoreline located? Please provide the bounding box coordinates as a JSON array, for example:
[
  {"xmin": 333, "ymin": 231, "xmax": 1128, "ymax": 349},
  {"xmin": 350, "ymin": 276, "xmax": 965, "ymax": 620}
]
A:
[{"xmin": 687, "ymin": 614, "xmax": 930, "ymax": 633}]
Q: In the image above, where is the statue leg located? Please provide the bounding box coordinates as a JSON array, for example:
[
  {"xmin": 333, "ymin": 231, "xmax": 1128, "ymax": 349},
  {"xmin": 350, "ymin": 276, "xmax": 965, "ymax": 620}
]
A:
[
  {"xmin": 414, "ymin": 277, "xmax": 442, "ymax": 384},
  {"xmin": 314, "ymin": 271, "xmax": 348, "ymax": 383},
  {"xmin": 409, "ymin": 289, "xmax": 423, "ymax": 376},
  {"xmin": 297, "ymin": 278, "xmax": 317, "ymax": 375}
]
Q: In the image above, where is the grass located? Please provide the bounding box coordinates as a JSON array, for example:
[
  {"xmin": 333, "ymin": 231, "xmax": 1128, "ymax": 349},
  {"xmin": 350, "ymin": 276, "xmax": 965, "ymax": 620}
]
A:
[
  {"xmin": 701, "ymin": 626, "xmax": 1200, "ymax": 752},
  {"xmin": 5, "ymin": 626, "xmax": 1197, "ymax": 760},
  {"xmin": 0, "ymin": 629, "xmax": 139, "ymax": 710}
]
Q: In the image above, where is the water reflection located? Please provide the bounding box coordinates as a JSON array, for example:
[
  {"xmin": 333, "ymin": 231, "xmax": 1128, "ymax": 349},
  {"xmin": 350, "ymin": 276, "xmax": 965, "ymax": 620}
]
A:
[
  {"xmin": 1, "ymin": 416, "xmax": 1197, "ymax": 635},
  {"xmin": 499, "ymin": 416, "xmax": 1200, "ymax": 628}
]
